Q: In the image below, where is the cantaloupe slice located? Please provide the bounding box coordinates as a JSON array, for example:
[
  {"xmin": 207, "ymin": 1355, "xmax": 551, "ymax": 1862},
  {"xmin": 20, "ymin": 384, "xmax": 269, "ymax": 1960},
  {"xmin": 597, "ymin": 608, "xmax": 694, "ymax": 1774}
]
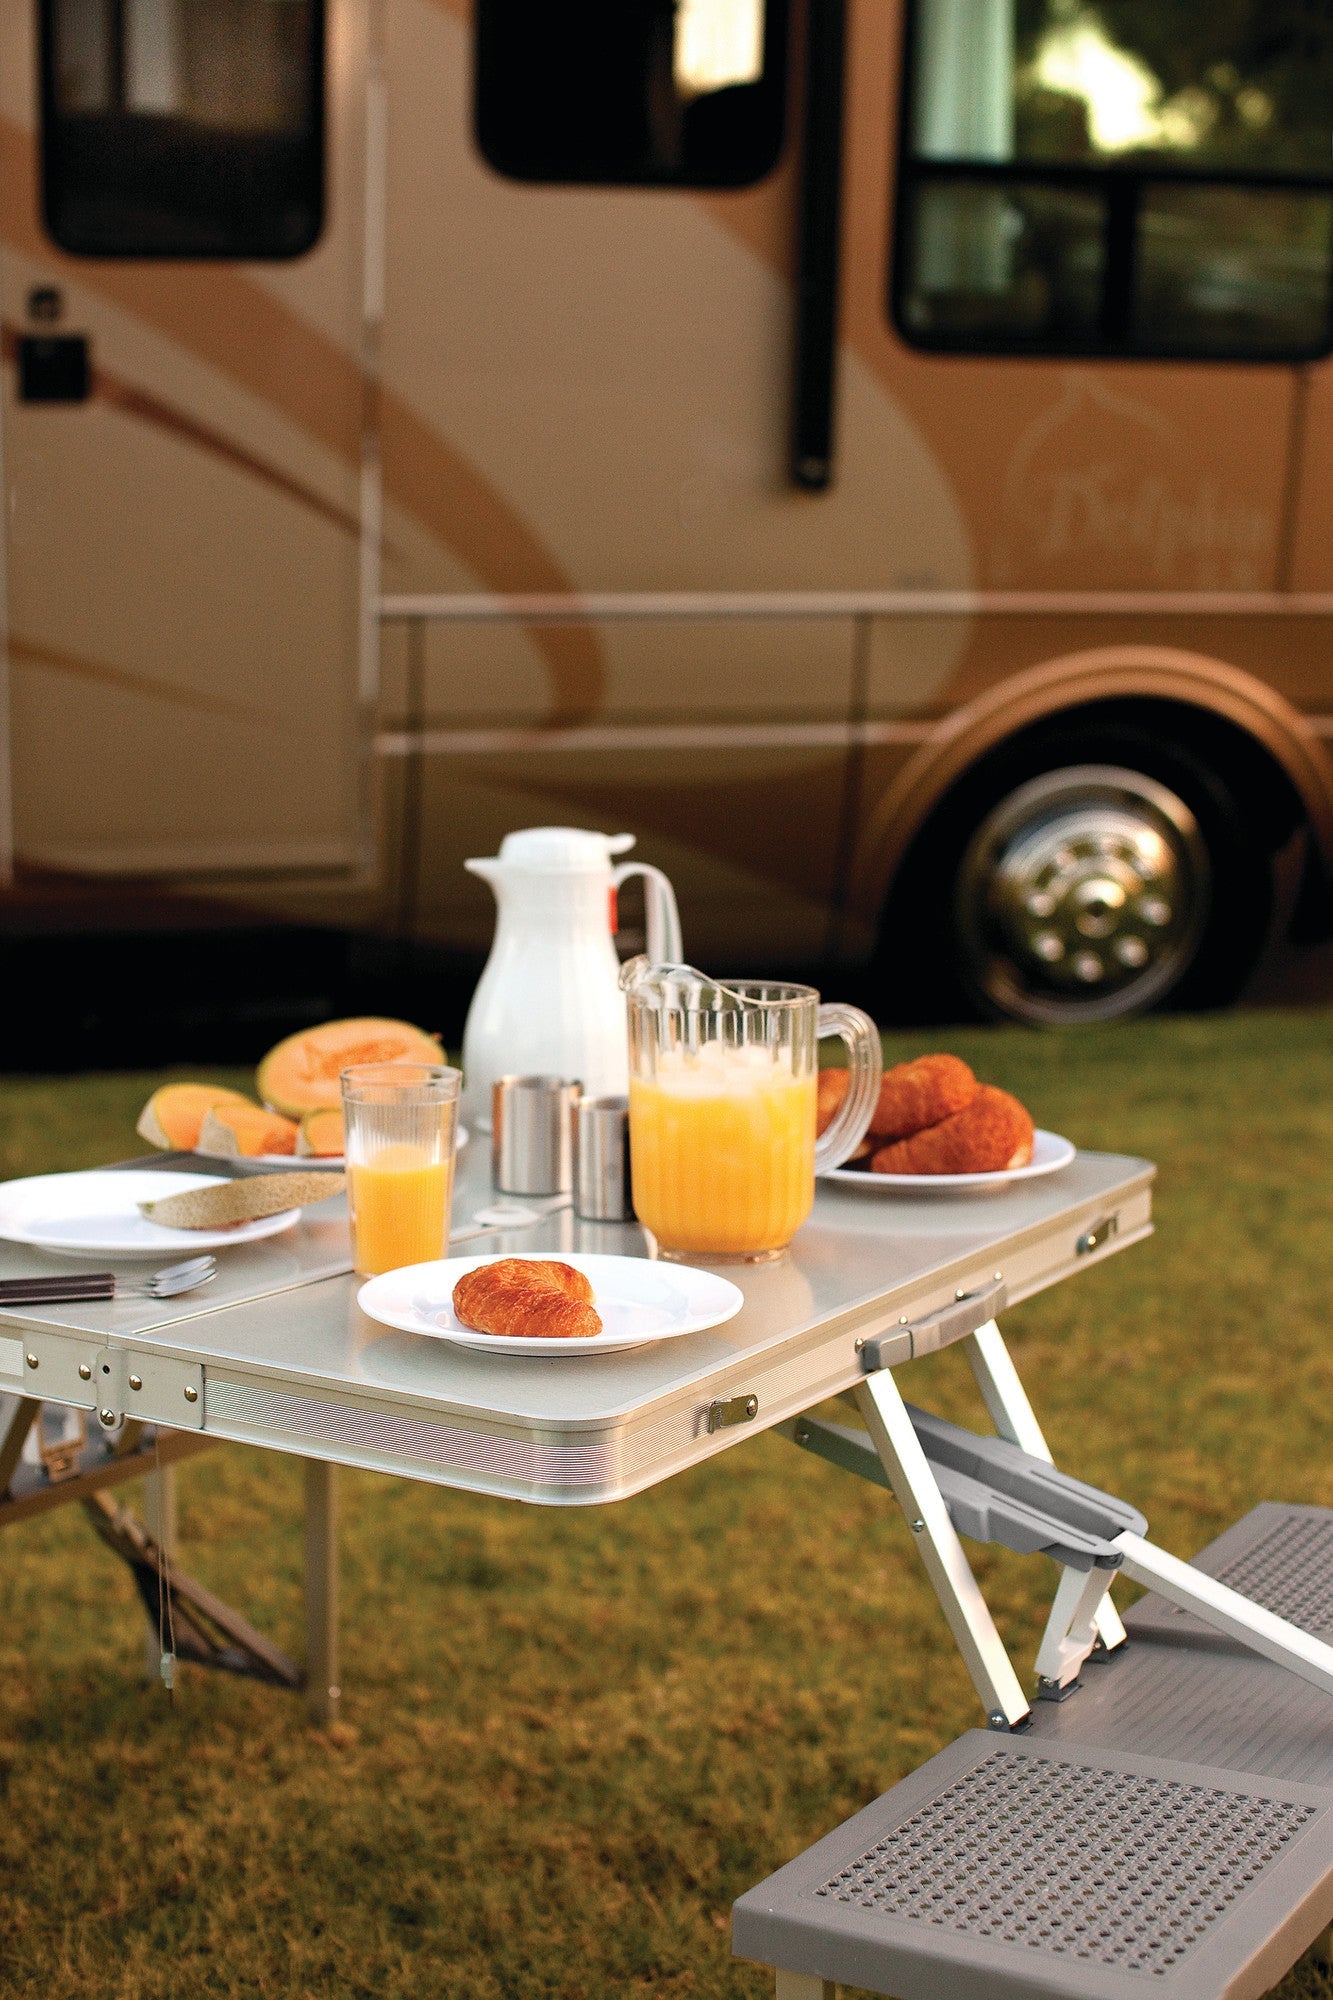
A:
[
  {"xmin": 137, "ymin": 1082, "xmax": 256, "ymax": 1152},
  {"xmin": 141, "ymin": 1172, "xmax": 343, "ymax": 1228},
  {"xmin": 197, "ymin": 1103, "xmax": 299, "ymax": 1158},
  {"xmin": 257, "ymin": 1017, "xmax": 442, "ymax": 1116},
  {"xmin": 296, "ymin": 1107, "xmax": 344, "ymax": 1158}
]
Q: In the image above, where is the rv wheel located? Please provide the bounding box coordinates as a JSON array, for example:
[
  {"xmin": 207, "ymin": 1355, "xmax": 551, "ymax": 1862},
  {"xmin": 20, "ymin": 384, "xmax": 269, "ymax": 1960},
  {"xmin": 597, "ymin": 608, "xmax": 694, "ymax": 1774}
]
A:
[{"xmin": 879, "ymin": 723, "xmax": 1274, "ymax": 1026}]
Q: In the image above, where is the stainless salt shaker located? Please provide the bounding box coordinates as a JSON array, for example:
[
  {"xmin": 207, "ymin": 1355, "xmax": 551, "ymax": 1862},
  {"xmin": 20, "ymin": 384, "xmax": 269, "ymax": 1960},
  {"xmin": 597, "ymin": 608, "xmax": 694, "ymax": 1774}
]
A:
[
  {"xmin": 492, "ymin": 1075, "xmax": 580, "ymax": 1195},
  {"xmin": 573, "ymin": 1094, "xmax": 633, "ymax": 1222}
]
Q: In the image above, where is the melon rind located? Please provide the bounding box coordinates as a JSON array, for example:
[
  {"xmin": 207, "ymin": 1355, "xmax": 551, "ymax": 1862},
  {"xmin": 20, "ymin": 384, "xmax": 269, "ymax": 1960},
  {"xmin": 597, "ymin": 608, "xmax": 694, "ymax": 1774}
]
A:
[
  {"xmin": 296, "ymin": 1108, "xmax": 344, "ymax": 1157},
  {"xmin": 198, "ymin": 1104, "xmax": 299, "ymax": 1158},
  {"xmin": 137, "ymin": 1083, "xmax": 254, "ymax": 1152},
  {"xmin": 141, "ymin": 1171, "xmax": 344, "ymax": 1229},
  {"xmin": 257, "ymin": 1017, "xmax": 442, "ymax": 1117}
]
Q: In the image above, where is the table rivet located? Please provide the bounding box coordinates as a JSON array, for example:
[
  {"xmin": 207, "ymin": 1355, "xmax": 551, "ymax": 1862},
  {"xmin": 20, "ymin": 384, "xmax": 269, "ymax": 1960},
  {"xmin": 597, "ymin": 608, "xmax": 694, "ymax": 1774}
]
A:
[
  {"xmin": 994, "ymin": 1271, "xmax": 1003, "ymax": 1282},
  {"xmin": 794, "ymin": 1425, "xmax": 811, "ymax": 1444},
  {"xmin": 98, "ymin": 1408, "xmax": 116, "ymax": 1428},
  {"xmin": 854, "ymin": 1336, "xmax": 864, "ymax": 1352},
  {"xmin": 129, "ymin": 1374, "xmax": 142, "ymax": 1392},
  {"xmin": 898, "ymin": 1314, "xmax": 907, "ymax": 1325},
  {"xmin": 25, "ymin": 1352, "xmax": 38, "ymax": 1370},
  {"xmin": 956, "ymin": 1288, "xmax": 967, "ymax": 1300},
  {"xmin": 910, "ymin": 1518, "xmax": 925, "ymax": 1533},
  {"xmin": 78, "ymin": 1362, "xmax": 92, "ymax": 1381},
  {"xmin": 183, "ymin": 1385, "xmax": 198, "ymax": 1404},
  {"xmin": 986, "ymin": 1711, "xmax": 1008, "ymax": 1731}
]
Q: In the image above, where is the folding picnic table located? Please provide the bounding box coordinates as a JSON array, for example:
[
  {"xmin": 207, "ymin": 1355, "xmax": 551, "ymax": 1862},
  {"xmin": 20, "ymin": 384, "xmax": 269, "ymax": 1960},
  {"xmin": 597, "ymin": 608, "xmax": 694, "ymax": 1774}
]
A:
[{"xmin": 3, "ymin": 1141, "xmax": 1332, "ymax": 2000}]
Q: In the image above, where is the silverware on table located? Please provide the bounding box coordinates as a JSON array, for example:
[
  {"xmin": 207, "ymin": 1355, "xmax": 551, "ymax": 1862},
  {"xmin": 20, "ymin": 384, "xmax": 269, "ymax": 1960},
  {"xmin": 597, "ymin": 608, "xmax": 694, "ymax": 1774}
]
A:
[{"xmin": 0, "ymin": 1253, "xmax": 219, "ymax": 1308}]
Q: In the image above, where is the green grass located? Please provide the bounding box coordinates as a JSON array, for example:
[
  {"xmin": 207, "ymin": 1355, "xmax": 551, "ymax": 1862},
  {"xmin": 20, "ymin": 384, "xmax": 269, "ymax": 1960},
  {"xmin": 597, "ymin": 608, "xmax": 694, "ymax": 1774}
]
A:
[{"xmin": 1, "ymin": 1017, "xmax": 1332, "ymax": 1999}]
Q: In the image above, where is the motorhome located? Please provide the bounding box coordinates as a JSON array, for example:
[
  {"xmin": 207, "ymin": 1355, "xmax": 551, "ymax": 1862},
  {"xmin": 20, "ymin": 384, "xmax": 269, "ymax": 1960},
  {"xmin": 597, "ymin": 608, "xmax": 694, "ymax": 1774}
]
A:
[{"xmin": 3, "ymin": 0, "xmax": 1333, "ymax": 1025}]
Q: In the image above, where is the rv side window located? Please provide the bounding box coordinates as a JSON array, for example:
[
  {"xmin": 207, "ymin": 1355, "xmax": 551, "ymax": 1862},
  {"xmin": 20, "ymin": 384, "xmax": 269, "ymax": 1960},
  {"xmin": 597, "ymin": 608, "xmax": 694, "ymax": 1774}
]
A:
[
  {"xmin": 40, "ymin": 0, "xmax": 324, "ymax": 258},
  {"xmin": 475, "ymin": 0, "xmax": 789, "ymax": 187},
  {"xmin": 892, "ymin": 0, "xmax": 1333, "ymax": 360}
]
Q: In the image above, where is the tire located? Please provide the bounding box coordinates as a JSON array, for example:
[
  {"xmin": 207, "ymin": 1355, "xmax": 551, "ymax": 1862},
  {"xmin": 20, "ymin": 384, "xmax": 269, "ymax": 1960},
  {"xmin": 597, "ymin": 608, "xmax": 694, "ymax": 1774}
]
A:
[{"xmin": 876, "ymin": 722, "xmax": 1275, "ymax": 1026}]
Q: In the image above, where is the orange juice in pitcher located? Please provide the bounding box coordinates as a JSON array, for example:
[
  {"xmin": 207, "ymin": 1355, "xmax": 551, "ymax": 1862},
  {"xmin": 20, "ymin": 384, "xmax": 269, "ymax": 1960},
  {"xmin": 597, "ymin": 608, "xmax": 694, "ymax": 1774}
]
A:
[{"xmin": 623, "ymin": 967, "xmax": 880, "ymax": 1261}]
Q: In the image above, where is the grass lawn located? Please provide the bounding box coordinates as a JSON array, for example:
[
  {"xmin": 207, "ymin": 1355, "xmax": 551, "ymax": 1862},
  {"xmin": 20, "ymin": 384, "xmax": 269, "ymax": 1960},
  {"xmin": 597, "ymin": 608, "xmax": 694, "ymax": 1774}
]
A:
[{"xmin": 1, "ymin": 1013, "xmax": 1332, "ymax": 2000}]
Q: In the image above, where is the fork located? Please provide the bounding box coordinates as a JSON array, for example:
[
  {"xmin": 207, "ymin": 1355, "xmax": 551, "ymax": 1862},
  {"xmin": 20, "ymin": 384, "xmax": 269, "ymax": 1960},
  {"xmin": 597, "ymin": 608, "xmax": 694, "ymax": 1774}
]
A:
[{"xmin": 0, "ymin": 1254, "xmax": 219, "ymax": 1308}]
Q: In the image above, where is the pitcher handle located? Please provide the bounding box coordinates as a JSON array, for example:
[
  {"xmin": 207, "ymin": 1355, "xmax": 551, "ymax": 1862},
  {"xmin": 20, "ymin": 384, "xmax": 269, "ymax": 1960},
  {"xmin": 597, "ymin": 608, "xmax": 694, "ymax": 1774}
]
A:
[
  {"xmin": 613, "ymin": 862, "xmax": 683, "ymax": 965},
  {"xmin": 813, "ymin": 1004, "xmax": 882, "ymax": 1174}
]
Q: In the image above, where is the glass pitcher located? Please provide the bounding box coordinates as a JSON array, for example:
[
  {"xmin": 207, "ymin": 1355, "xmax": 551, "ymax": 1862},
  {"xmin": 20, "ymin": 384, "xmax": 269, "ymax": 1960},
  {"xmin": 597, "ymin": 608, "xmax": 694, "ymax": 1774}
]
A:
[{"xmin": 622, "ymin": 962, "xmax": 881, "ymax": 1261}]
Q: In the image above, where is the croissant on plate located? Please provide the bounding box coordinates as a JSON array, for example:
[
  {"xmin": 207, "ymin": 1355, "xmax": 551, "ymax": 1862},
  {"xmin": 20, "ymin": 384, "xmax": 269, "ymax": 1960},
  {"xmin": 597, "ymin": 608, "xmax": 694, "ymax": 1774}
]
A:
[
  {"xmin": 815, "ymin": 1054, "xmax": 978, "ymax": 1143},
  {"xmin": 451, "ymin": 1257, "xmax": 602, "ymax": 1339},
  {"xmin": 870, "ymin": 1086, "xmax": 1034, "ymax": 1175}
]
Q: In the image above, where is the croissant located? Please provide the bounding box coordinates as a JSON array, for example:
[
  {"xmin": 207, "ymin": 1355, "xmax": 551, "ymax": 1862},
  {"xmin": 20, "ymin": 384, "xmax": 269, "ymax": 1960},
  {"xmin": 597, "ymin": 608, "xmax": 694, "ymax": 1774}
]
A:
[
  {"xmin": 870, "ymin": 1086, "xmax": 1034, "ymax": 1175},
  {"xmin": 870, "ymin": 1054, "xmax": 978, "ymax": 1140},
  {"xmin": 452, "ymin": 1258, "xmax": 602, "ymax": 1339},
  {"xmin": 817, "ymin": 1054, "xmax": 979, "ymax": 1145}
]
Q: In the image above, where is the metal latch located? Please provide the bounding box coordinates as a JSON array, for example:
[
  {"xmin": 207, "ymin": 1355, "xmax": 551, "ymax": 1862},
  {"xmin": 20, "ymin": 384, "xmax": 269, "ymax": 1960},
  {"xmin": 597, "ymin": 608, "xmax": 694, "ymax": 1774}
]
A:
[
  {"xmin": 861, "ymin": 1278, "xmax": 1008, "ymax": 1370},
  {"xmin": 706, "ymin": 1394, "xmax": 759, "ymax": 1434},
  {"xmin": 1076, "ymin": 1215, "xmax": 1118, "ymax": 1256}
]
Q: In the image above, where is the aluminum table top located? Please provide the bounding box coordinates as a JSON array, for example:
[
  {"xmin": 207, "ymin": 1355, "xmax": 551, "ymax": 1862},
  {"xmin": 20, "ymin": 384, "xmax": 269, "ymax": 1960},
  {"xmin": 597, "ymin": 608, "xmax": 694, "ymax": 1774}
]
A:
[{"xmin": 0, "ymin": 1145, "xmax": 1152, "ymax": 1504}]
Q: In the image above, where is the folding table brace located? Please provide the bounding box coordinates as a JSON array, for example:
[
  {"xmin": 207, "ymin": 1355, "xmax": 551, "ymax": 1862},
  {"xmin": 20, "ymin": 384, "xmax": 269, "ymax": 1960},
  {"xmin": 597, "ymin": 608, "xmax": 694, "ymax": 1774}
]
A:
[
  {"xmin": 0, "ymin": 1390, "xmax": 341, "ymax": 1719},
  {"xmin": 786, "ymin": 1314, "xmax": 1333, "ymax": 1724}
]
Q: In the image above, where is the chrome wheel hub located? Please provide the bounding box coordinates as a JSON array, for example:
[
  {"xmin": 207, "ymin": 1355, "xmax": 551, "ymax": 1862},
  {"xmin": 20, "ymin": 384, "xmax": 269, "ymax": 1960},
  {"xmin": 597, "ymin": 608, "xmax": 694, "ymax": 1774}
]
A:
[{"xmin": 957, "ymin": 765, "xmax": 1210, "ymax": 1023}]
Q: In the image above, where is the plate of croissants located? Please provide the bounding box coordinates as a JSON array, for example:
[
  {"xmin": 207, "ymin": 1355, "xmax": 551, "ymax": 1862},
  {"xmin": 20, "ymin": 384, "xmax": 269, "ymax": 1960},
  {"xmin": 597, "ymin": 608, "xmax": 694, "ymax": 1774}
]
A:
[
  {"xmin": 358, "ymin": 1251, "xmax": 745, "ymax": 1354},
  {"xmin": 818, "ymin": 1053, "xmax": 1075, "ymax": 1192}
]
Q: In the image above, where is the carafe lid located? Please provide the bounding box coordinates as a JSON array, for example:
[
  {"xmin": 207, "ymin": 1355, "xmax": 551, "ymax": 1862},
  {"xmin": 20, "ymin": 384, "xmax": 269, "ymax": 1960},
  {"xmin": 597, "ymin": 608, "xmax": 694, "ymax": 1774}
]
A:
[{"xmin": 489, "ymin": 826, "xmax": 635, "ymax": 873}]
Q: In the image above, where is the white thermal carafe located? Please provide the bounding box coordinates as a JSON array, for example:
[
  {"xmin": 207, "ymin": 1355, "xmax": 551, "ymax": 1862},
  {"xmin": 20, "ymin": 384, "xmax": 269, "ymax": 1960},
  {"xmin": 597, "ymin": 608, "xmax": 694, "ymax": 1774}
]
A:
[{"xmin": 460, "ymin": 827, "xmax": 682, "ymax": 1130}]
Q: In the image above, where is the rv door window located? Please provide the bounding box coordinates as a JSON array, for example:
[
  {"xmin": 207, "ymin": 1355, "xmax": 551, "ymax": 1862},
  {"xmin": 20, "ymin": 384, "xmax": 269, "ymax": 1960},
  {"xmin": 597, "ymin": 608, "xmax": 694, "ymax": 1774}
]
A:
[
  {"xmin": 893, "ymin": 0, "xmax": 1333, "ymax": 359},
  {"xmin": 41, "ymin": 0, "xmax": 324, "ymax": 257},
  {"xmin": 475, "ymin": 0, "xmax": 788, "ymax": 187}
]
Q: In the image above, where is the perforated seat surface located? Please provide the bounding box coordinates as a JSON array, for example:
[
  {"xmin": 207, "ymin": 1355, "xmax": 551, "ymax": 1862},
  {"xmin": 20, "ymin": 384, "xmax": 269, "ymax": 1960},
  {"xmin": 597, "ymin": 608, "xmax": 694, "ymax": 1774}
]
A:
[
  {"xmin": 735, "ymin": 1507, "xmax": 1333, "ymax": 2000},
  {"xmin": 734, "ymin": 1733, "xmax": 1333, "ymax": 2000}
]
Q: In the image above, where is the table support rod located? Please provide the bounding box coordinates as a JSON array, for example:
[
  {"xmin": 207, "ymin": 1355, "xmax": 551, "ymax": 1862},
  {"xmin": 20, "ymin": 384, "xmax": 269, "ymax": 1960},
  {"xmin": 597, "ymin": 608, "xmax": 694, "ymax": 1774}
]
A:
[
  {"xmin": 304, "ymin": 1459, "xmax": 340, "ymax": 1725},
  {"xmin": 0, "ymin": 1396, "xmax": 40, "ymax": 1495},
  {"xmin": 964, "ymin": 1320, "xmax": 1127, "ymax": 1654},
  {"xmin": 1114, "ymin": 1530, "xmax": 1333, "ymax": 1697},
  {"xmin": 855, "ymin": 1369, "xmax": 1031, "ymax": 1731}
]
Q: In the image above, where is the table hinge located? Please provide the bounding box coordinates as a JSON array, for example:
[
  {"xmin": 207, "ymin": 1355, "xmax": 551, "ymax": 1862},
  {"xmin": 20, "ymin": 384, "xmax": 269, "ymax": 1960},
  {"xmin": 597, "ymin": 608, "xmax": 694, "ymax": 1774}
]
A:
[
  {"xmin": 90, "ymin": 1347, "xmax": 205, "ymax": 1431},
  {"xmin": 706, "ymin": 1394, "xmax": 759, "ymax": 1434}
]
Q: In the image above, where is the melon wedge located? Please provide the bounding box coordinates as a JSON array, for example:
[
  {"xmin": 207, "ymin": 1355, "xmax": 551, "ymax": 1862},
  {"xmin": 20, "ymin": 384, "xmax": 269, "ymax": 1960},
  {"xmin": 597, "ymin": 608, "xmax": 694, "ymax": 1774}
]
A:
[
  {"xmin": 198, "ymin": 1103, "xmax": 299, "ymax": 1158},
  {"xmin": 257, "ymin": 1017, "xmax": 442, "ymax": 1117},
  {"xmin": 138, "ymin": 1082, "xmax": 255, "ymax": 1152},
  {"xmin": 296, "ymin": 1107, "xmax": 344, "ymax": 1158}
]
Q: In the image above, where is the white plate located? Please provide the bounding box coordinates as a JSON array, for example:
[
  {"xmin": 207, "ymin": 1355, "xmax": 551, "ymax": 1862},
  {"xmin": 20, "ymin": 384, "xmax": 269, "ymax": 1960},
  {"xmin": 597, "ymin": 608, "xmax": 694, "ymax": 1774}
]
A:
[
  {"xmin": 821, "ymin": 1128, "xmax": 1076, "ymax": 1194},
  {"xmin": 359, "ymin": 1250, "xmax": 744, "ymax": 1355},
  {"xmin": 0, "ymin": 1169, "xmax": 306, "ymax": 1257},
  {"xmin": 208, "ymin": 1123, "xmax": 470, "ymax": 1169}
]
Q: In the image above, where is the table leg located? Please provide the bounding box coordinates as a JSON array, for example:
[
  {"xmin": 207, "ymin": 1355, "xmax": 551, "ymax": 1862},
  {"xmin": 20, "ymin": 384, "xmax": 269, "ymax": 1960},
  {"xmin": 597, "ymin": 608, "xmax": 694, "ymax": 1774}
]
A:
[
  {"xmin": 0, "ymin": 1397, "xmax": 40, "ymax": 1496},
  {"xmin": 141, "ymin": 1461, "xmax": 178, "ymax": 1681},
  {"xmin": 304, "ymin": 1458, "xmax": 340, "ymax": 1725},
  {"xmin": 775, "ymin": 1972, "xmax": 836, "ymax": 1999},
  {"xmin": 964, "ymin": 1320, "xmax": 1127, "ymax": 1653},
  {"xmin": 856, "ymin": 1369, "xmax": 1031, "ymax": 1730}
]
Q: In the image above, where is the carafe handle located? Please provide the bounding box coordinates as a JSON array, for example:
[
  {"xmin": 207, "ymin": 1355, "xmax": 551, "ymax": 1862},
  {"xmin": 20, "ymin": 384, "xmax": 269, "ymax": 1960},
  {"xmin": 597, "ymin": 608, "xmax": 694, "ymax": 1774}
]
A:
[
  {"xmin": 813, "ymin": 1005, "xmax": 882, "ymax": 1173},
  {"xmin": 612, "ymin": 862, "xmax": 683, "ymax": 964}
]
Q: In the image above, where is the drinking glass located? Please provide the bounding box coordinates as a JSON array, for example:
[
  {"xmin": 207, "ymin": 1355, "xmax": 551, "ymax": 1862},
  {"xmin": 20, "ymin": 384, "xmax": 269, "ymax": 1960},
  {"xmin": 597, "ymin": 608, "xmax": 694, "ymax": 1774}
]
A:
[
  {"xmin": 341, "ymin": 1062, "xmax": 461, "ymax": 1275},
  {"xmin": 623, "ymin": 964, "xmax": 881, "ymax": 1260}
]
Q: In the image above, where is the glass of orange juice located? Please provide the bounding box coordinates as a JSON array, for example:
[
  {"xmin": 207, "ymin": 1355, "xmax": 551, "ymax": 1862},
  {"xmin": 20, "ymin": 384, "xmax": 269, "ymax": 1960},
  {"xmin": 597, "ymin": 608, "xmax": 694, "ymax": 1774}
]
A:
[
  {"xmin": 341, "ymin": 1062, "xmax": 461, "ymax": 1276},
  {"xmin": 624, "ymin": 966, "xmax": 880, "ymax": 1261}
]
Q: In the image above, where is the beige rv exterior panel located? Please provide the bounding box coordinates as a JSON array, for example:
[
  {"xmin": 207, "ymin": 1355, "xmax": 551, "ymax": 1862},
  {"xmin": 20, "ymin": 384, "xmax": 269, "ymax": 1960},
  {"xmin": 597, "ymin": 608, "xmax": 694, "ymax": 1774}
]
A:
[
  {"xmin": 0, "ymin": 0, "xmax": 1332, "ymax": 974},
  {"xmin": 0, "ymin": 0, "xmax": 369, "ymax": 879}
]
